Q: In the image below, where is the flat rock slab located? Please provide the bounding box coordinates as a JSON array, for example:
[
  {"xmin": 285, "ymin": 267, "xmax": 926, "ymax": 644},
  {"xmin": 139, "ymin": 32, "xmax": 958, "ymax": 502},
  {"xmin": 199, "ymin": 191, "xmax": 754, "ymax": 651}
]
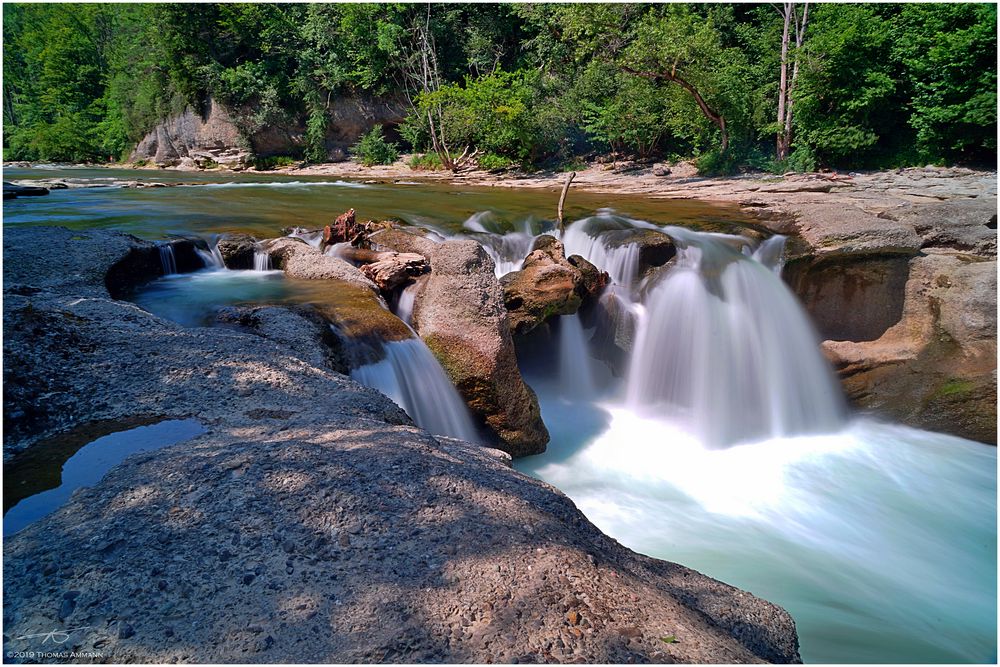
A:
[{"xmin": 4, "ymin": 422, "xmax": 799, "ymax": 664}]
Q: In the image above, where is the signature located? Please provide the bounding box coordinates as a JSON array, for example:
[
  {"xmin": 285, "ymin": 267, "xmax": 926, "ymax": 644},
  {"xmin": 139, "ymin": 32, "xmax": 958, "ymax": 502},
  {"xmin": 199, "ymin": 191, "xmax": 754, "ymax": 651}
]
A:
[{"xmin": 13, "ymin": 627, "xmax": 92, "ymax": 644}]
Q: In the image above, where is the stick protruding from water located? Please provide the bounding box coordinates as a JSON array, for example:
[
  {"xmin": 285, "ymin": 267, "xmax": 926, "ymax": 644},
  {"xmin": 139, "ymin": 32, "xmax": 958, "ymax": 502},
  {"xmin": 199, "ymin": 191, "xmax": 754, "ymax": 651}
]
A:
[{"xmin": 557, "ymin": 171, "xmax": 576, "ymax": 233}]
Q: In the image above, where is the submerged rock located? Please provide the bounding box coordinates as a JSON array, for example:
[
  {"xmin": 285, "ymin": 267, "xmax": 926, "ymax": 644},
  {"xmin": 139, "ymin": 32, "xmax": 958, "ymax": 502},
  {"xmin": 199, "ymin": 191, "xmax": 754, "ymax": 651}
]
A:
[
  {"xmin": 414, "ymin": 240, "xmax": 549, "ymax": 456},
  {"xmin": 3, "ymin": 181, "xmax": 50, "ymax": 200},
  {"xmin": 3, "ymin": 225, "xmax": 802, "ymax": 664}
]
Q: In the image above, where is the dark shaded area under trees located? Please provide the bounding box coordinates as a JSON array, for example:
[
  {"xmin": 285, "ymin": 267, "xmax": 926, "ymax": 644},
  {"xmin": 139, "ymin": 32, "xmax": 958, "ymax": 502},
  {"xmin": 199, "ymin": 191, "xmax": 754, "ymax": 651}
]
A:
[{"xmin": 3, "ymin": 3, "xmax": 996, "ymax": 172}]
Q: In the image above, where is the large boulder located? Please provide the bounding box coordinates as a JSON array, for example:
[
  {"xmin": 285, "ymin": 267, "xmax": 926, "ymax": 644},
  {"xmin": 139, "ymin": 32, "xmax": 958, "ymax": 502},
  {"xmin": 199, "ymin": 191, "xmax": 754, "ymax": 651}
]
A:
[
  {"xmin": 821, "ymin": 251, "xmax": 997, "ymax": 444},
  {"xmin": 413, "ymin": 240, "xmax": 549, "ymax": 456},
  {"xmin": 368, "ymin": 226, "xmax": 441, "ymax": 258}
]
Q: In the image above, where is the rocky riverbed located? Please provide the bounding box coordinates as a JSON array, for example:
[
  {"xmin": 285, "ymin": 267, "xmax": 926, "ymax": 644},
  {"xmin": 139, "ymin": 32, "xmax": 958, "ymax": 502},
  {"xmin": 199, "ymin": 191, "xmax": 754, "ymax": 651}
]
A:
[{"xmin": 3, "ymin": 226, "xmax": 801, "ymax": 664}]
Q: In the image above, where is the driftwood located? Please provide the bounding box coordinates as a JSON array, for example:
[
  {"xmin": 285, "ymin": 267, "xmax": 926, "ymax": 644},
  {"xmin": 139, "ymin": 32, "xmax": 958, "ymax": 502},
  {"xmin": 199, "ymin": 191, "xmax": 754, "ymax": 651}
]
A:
[
  {"xmin": 357, "ymin": 251, "xmax": 430, "ymax": 292},
  {"xmin": 557, "ymin": 171, "xmax": 576, "ymax": 233}
]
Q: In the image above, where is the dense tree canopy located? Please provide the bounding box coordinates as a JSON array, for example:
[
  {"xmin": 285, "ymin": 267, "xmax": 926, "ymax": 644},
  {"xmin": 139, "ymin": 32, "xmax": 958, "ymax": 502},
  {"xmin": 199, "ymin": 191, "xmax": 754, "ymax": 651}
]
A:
[{"xmin": 3, "ymin": 2, "xmax": 996, "ymax": 171}]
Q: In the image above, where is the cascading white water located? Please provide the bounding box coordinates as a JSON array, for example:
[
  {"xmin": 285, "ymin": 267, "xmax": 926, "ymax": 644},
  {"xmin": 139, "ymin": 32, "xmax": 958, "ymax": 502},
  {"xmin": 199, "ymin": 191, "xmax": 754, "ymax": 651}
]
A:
[
  {"xmin": 158, "ymin": 244, "xmax": 177, "ymax": 275},
  {"xmin": 350, "ymin": 338, "xmax": 480, "ymax": 443},
  {"xmin": 461, "ymin": 212, "xmax": 540, "ymax": 277},
  {"xmin": 627, "ymin": 226, "xmax": 845, "ymax": 447},
  {"xmin": 393, "ymin": 282, "xmax": 420, "ymax": 326},
  {"xmin": 560, "ymin": 212, "xmax": 656, "ymax": 289},
  {"xmin": 287, "ymin": 227, "xmax": 324, "ymax": 248},
  {"xmin": 195, "ymin": 242, "xmax": 226, "ymax": 270},
  {"xmin": 557, "ymin": 313, "xmax": 597, "ymax": 399},
  {"xmin": 253, "ymin": 248, "xmax": 272, "ymax": 271}
]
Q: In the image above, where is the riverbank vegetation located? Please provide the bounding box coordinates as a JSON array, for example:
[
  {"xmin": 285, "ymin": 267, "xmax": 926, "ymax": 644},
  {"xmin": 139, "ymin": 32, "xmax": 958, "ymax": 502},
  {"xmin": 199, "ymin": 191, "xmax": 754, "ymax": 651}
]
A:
[{"xmin": 3, "ymin": 3, "xmax": 996, "ymax": 171}]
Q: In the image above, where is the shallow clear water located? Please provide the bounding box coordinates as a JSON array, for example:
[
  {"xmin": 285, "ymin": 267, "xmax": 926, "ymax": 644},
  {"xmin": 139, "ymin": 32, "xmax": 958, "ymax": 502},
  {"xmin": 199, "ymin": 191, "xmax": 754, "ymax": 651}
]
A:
[
  {"xmin": 4, "ymin": 418, "xmax": 206, "ymax": 536},
  {"xmin": 3, "ymin": 166, "xmax": 752, "ymax": 240}
]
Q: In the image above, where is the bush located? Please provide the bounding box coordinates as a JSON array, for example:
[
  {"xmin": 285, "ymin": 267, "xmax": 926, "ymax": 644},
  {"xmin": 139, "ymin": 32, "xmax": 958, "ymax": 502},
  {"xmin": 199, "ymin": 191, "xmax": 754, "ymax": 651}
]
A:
[
  {"xmin": 253, "ymin": 155, "xmax": 298, "ymax": 171},
  {"xmin": 408, "ymin": 153, "xmax": 444, "ymax": 171},
  {"xmin": 695, "ymin": 148, "xmax": 740, "ymax": 176},
  {"xmin": 350, "ymin": 125, "xmax": 399, "ymax": 166},
  {"xmin": 477, "ymin": 153, "xmax": 516, "ymax": 172}
]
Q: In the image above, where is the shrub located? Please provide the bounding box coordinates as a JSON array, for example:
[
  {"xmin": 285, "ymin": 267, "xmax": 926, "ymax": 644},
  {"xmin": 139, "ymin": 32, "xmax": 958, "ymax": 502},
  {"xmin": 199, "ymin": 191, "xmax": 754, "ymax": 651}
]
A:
[
  {"xmin": 408, "ymin": 153, "xmax": 444, "ymax": 171},
  {"xmin": 350, "ymin": 125, "xmax": 399, "ymax": 166},
  {"xmin": 253, "ymin": 155, "xmax": 298, "ymax": 171},
  {"xmin": 477, "ymin": 152, "xmax": 516, "ymax": 172}
]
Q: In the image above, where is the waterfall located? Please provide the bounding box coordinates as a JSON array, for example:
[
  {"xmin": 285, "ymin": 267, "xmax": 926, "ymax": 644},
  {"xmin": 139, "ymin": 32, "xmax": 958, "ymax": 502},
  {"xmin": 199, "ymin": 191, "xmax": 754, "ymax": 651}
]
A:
[
  {"xmin": 158, "ymin": 244, "xmax": 177, "ymax": 275},
  {"xmin": 627, "ymin": 226, "xmax": 845, "ymax": 447},
  {"xmin": 393, "ymin": 282, "xmax": 420, "ymax": 326},
  {"xmin": 253, "ymin": 247, "xmax": 272, "ymax": 271},
  {"xmin": 350, "ymin": 338, "xmax": 480, "ymax": 443},
  {"xmin": 461, "ymin": 212, "xmax": 540, "ymax": 277},
  {"xmin": 560, "ymin": 212, "xmax": 656, "ymax": 289},
  {"xmin": 557, "ymin": 313, "xmax": 597, "ymax": 399},
  {"xmin": 195, "ymin": 241, "xmax": 226, "ymax": 270},
  {"xmin": 287, "ymin": 227, "xmax": 324, "ymax": 248}
]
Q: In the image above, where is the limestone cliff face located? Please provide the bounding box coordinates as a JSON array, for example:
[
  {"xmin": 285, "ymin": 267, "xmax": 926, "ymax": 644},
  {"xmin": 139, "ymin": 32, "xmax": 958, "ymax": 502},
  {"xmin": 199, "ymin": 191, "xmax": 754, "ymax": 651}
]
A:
[{"xmin": 129, "ymin": 95, "xmax": 407, "ymax": 167}]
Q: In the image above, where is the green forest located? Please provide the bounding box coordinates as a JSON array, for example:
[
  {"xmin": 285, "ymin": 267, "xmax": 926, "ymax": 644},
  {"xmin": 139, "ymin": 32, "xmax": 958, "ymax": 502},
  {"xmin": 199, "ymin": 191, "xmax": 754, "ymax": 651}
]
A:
[{"xmin": 3, "ymin": 2, "xmax": 996, "ymax": 173}]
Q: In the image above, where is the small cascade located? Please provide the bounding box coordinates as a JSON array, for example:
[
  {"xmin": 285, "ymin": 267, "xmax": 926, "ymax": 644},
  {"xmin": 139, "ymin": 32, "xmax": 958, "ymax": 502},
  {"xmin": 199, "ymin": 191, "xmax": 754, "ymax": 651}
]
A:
[
  {"xmin": 195, "ymin": 241, "xmax": 226, "ymax": 270},
  {"xmin": 627, "ymin": 226, "xmax": 845, "ymax": 447},
  {"xmin": 287, "ymin": 227, "xmax": 324, "ymax": 248},
  {"xmin": 158, "ymin": 244, "xmax": 177, "ymax": 275},
  {"xmin": 350, "ymin": 338, "xmax": 480, "ymax": 443},
  {"xmin": 461, "ymin": 212, "xmax": 540, "ymax": 277},
  {"xmin": 393, "ymin": 281, "xmax": 420, "ymax": 326},
  {"xmin": 324, "ymin": 242, "xmax": 352, "ymax": 259},
  {"xmin": 253, "ymin": 247, "xmax": 272, "ymax": 271},
  {"xmin": 561, "ymin": 212, "xmax": 656, "ymax": 289},
  {"xmin": 557, "ymin": 313, "xmax": 597, "ymax": 399},
  {"xmin": 752, "ymin": 234, "xmax": 787, "ymax": 274}
]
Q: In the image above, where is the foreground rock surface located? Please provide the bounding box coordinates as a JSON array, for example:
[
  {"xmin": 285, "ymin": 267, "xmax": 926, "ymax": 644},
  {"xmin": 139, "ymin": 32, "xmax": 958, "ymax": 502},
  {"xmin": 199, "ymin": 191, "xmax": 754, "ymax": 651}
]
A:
[
  {"xmin": 413, "ymin": 240, "xmax": 550, "ymax": 456},
  {"xmin": 3, "ymin": 226, "xmax": 800, "ymax": 663}
]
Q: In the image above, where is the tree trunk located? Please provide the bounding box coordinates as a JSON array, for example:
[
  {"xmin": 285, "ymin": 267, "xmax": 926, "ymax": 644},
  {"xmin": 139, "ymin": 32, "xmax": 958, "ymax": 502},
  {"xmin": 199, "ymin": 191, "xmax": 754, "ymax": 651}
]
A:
[
  {"xmin": 623, "ymin": 66, "xmax": 729, "ymax": 153},
  {"xmin": 784, "ymin": 2, "xmax": 809, "ymax": 156},
  {"xmin": 777, "ymin": 2, "xmax": 792, "ymax": 161}
]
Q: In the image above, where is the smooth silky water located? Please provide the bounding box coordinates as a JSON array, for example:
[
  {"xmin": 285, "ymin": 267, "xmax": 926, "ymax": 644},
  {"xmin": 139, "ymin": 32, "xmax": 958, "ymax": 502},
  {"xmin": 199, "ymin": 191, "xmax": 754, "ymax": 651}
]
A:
[{"xmin": 6, "ymin": 166, "xmax": 995, "ymax": 663}]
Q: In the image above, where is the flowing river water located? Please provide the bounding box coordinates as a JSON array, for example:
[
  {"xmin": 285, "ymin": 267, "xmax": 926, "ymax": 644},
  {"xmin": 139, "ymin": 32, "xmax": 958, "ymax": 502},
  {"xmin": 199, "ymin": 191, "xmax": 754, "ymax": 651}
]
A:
[{"xmin": 4, "ymin": 166, "xmax": 996, "ymax": 663}]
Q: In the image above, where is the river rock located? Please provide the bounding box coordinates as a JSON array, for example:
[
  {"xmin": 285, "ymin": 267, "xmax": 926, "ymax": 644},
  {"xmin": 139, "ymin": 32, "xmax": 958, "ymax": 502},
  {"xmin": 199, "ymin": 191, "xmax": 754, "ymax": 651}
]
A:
[
  {"xmin": 820, "ymin": 251, "xmax": 997, "ymax": 444},
  {"xmin": 3, "ymin": 182, "xmax": 50, "ymax": 199},
  {"xmin": 3, "ymin": 225, "xmax": 801, "ymax": 664},
  {"xmin": 263, "ymin": 237, "xmax": 378, "ymax": 291},
  {"xmin": 501, "ymin": 236, "xmax": 584, "ymax": 336},
  {"xmin": 216, "ymin": 304, "xmax": 349, "ymax": 373},
  {"xmin": 368, "ymin": 226, "xmax": 441, "ymax": 258},
  {"xmin": 413, "ymin": 240, "xmax": 549, "ymax": 456},
  {"xmin": 359, "ymin": 251, "xmax": 430, "ymax": 293},
  {"xmin": 878, "ymin": 198, "xmax": 997, "ymax": 258},
  {"xmin": 216, "ymin": 233, "xmax": 259, "ymax": 270}
]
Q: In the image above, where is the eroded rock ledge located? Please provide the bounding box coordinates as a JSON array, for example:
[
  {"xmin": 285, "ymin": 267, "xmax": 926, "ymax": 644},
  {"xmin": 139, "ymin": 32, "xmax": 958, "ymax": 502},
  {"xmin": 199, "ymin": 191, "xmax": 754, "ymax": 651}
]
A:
[{"xmin": 3, "ymin": 226, "xmax": 801, "ymax": 664}]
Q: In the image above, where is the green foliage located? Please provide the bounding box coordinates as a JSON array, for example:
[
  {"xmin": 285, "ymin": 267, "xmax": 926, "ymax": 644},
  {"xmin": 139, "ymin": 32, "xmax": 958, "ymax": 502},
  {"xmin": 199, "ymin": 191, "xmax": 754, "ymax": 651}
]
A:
[
  {"xmin": 413, "ymin": 68, "xmax": 563, "ymax": 167},
  {"xmin": 894, "ymin": 4, "xmax": 997, "ymax": 163},
  {"xmin": 350, "ymin": 125, "xmax": 399, "ymax": 167},
  {"xmin": 408, "ymin": 153, "xmax": 444, "ymax": 171},
  {"xmin": 477, "ymin": 153, "xmax": 516, "ymax": 172},
  {"xmin": 3, "ymin": 2, "xmax": 996, "ymax": 170},
  {"xmin": 253, "ymin": 155, "xmax": 298, "ymax": 171}
]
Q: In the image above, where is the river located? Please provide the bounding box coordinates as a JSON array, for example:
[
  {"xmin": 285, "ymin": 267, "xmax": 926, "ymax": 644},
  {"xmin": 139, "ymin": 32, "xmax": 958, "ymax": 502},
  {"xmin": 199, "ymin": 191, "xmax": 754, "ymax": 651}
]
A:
[{"xmin": 4, "ymin": 165, "xmax": 996, "ymax": 663}]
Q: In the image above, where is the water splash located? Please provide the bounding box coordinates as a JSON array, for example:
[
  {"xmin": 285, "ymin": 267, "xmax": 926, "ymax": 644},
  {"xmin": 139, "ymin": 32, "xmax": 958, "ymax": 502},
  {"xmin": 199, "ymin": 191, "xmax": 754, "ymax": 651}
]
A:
[
  {"xmin": 158, "ymin": 244, "xmax": 177, "ymax": 275},
  {"xmin": 560, "ymin": 212, "xmax": 657, "ymax": 289},
  {"xmin": 393, "ymin": 281, "xmax": 420, "ymax": 326},
  {"xmin": 627, "ymin": 225, "xmax": 845, "ymax": 447},
  {"xmin": 287, "ymin": 227, "xmax": 323, "ymax": 248},
  {"xmin": 253, "ymin": 247, "xmax": 272, "ymax": 271},
  {"xmin": 350, "ymin": 338, "xmax": 480, "ymax": 443},
  {"xmin": 195, "ymin": 240, "xmax": 226, "ymax": 270}
]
